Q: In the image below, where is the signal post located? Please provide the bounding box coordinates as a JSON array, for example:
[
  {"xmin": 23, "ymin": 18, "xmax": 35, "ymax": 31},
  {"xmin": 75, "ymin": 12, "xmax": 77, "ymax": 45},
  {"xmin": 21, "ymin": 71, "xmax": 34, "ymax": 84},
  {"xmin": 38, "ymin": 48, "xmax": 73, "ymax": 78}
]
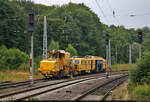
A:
[
  {"xmin": 28, "ymin": 13, "xmax": 34, "ymax": 85},
  {"xmin": 106, "ymin": 33, "xmax": 111, "ymax": 78},
  {"xmin": 106, "ymin": 33, "xmax": 109, "ymax": 65},
  {"xmin": 138, "ymin": 32, "xmax": 142, "ymax": 58}
]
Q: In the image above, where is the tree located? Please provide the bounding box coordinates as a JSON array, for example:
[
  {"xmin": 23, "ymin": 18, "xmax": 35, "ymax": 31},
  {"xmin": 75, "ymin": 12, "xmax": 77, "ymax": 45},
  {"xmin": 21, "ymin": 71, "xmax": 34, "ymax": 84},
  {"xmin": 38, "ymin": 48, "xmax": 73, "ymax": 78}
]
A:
[
  {"xmin": 0, "ymin": 45, "xmax": 8, "ymax": 70},
  {"xmin": 65, "ymin": 44, "xmax": 78, "ymax": 57},
  {"xmin": 48, "ymin": 39, "xmax": 59, "ymax": 51}
]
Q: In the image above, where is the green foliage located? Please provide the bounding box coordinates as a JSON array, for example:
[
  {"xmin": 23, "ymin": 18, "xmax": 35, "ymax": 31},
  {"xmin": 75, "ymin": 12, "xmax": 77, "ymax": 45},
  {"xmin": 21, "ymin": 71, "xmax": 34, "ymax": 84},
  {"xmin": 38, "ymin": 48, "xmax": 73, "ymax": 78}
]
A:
[
  {"xmin": 128, "ymin": 51, "xmax": 150, "ymax": 100},
  {"xmin": 65, "ymin": 44, "xmax": 78, "ymax": 57},
  {"xmin": 48, "ymin": 39, "xmax": 59, "ymax": 51},
  {"xmin": 127, "ymin": 81, "xmax": 150, "ymax": 100},
  {"xmin": 28, "ymin": 97, "xmax": 39, "ymax": 101},
  {"xmin": 0, "ymin": 45, "xmax": 8, "ymax": 70},
  {"xmin": 130, "ymin": 51, "xmax": 150, "ymax": 84},
  {"xmin": 5, "ymin": 48, "xmax": 29, "ymax": 70},
  {"xmin": 132, "ymin": 42, "xmax": 139, "ymax": 62},
  {"xmin": 0, "ymin": 45, "xmax": 29, "ymax": 71},
  {"xmin": 34, "ymin": 56, "xmax": 42, "ymax": 74},
  {"xmin": 0, "ymin": 0, "xmax": 28, "ymax": 52},
  {"xmin": 0, "ymin": 0, "xmax": 150, "ymax": 66},
  {"xmin": 132, "ymin": 84, "xmax": 150, "ymax": 100}
]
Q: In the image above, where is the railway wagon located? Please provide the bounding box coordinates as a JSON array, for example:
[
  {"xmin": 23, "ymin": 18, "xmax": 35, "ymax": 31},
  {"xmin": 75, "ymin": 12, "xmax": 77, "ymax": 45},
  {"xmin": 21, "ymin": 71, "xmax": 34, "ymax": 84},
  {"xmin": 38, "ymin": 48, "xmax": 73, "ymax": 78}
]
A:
[
  {"xmin": 70, "ymin": 55, "xmax": 107, "ymax": 75},
  {"xmin": 38, "ymin": 50, "xmax": 71, "ymax": 78},
  {"xmin": 93, "ymin": 56, "xmax": 107, "ymax": 72},
  {"xmin": 38, "ymin": 50, "xmax": 107, "ymax": 79},
  {"xmin": 70, "ymin": 57, "xmax": 84, "ymax": 75}
]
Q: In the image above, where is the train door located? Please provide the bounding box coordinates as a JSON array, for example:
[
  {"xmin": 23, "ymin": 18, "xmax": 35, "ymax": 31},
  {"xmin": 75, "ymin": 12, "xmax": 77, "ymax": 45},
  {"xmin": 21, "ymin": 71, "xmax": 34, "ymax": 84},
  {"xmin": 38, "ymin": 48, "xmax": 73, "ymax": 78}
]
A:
[{"xmin": 95, "ymin": 60, "xmax": 103, "ymax": 72}]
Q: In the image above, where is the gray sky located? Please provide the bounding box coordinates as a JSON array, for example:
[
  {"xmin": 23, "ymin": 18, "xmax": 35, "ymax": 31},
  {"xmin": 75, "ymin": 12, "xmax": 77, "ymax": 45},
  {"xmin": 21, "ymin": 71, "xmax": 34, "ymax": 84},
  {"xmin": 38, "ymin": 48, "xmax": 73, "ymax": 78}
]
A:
[{"xmin": 32, "ymin": 0, "xmax": 150, "ymax": 29}]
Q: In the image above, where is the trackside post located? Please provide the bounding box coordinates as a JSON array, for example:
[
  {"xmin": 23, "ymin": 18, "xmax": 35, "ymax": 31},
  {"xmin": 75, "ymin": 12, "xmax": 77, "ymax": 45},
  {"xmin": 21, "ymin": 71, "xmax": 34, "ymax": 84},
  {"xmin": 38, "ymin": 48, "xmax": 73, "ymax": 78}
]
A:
[{"xmin": 28, "ymin": 13, "xmax": 34, "ymax": 85}]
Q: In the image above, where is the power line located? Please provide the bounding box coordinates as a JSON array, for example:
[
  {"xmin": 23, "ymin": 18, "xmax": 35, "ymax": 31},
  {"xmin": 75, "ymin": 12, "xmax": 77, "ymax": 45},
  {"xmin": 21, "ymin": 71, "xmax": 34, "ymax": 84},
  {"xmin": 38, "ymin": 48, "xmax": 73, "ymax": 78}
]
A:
[
  {"xmin": 94, "ymin": 0, "xmax": 110, "ymax": 25},
  {"xmin": 107, "ymin": 0, "xmax": 113, "ymax": 12},
  {"xmin": 106, "ymin": 0, "xmax": 120, "ymax": 25},
  {"xmin": 129, "ymin": 13, "xmax": 150, "ymax": 17},
  {"xmin": 114, "ymin": 13, "xmax": 150, "ymax": 17}
]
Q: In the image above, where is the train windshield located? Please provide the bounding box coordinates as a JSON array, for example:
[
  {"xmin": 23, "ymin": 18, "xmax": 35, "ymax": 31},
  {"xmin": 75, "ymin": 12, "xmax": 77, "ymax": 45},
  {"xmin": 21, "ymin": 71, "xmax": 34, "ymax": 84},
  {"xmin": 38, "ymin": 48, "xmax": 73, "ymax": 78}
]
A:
[
  {"xmin": 97, "ymin": 60, "xmax": 103, "ymax": 63},
  {"xmin": 52, "ymin": 54, "xmax": 57, "ymax": 58}
]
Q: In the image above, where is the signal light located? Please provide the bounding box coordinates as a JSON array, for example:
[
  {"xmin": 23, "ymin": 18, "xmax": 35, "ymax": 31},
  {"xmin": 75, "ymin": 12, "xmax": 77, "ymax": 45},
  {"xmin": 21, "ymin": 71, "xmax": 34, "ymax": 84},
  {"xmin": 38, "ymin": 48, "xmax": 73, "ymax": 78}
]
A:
[
  {"xmin": 28, "ymin": 13, "xmax": 34, "ymax": 32},
  {"xmin": 138, "ymin": 32, "xmax": 142, "ymax": 44},
  {"xmin": 106, "ymin": 33, "xmax": 109, "ymax": 45}
]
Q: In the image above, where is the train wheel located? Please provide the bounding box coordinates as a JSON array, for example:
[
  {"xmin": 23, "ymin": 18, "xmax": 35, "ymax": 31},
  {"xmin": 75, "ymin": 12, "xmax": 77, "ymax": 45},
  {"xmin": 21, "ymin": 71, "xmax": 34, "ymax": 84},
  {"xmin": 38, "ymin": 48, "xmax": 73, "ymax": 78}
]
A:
[
  {"xmin": 57, "ymin": 73, "xmax": 61, "ymax": 79},
  {"xmin": 57, "ymin": 71, "xmax": 63, "ymax": 79},
  {"xmin": 44, "ymin": 73, "xmax": 49, "ymax": 79},
  {"xmin": 44, "ymin": 75, "xmax": 48, "ymax": 79},
  {"xmin": 60, "ymin": 71, "xmax": 64, "ymax": 78}
]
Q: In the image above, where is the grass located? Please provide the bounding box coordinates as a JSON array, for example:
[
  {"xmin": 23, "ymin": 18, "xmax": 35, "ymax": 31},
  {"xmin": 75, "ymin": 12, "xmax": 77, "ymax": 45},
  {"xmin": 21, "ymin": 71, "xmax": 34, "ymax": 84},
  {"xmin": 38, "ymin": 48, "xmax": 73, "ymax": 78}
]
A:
[
  {"xmin": 28, "ymin": 97, "xmax": 39, "ymax": 101},
  {"xmin": 127, "ymin": 81, "xmax": 150, "ymax": 100},
  {"xmin": 0, "ymin": 69, "xmax": 43, "ymax": 82},
  {"xmin": 106, "ymin": 80, "xmax": 130, "ymax": 100},
  {"xmin": 111, "ymin": 64, "xmax": 136, "ymax": 71},
  {"xmin": 132, "ymin": 84, "xmax": 150, "ymax": 100},
  {"xmin": 110, "ymin": 63, "xmax": 150, "ymax": 101}
]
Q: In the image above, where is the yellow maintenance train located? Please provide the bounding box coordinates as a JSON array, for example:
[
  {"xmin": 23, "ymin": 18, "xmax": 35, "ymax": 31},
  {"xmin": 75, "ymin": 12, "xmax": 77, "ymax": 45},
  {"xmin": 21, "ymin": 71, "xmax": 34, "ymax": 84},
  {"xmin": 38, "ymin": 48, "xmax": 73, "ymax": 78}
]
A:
[{"xmin": 38, "ymin": 50, "xmax": 107, "ymax": 79}]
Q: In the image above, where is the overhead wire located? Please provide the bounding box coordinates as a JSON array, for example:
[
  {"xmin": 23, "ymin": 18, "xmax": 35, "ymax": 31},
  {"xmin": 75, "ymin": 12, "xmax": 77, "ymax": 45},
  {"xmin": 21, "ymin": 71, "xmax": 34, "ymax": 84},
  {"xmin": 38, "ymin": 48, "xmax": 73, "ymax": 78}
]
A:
[
  {"xmin": 106, "ymin": 0, "xmax": 120, "ymax": 25},
  {"xmin": 129, "ymin": 13, "xmax": 150, "ymax": 17},
  {"xmin": 94, "ymin": 0, "xmax": 110, "ymax": 25},
  {"xmin": 111, "ymin": 13, "xmax": 150, "ymax": 17}
]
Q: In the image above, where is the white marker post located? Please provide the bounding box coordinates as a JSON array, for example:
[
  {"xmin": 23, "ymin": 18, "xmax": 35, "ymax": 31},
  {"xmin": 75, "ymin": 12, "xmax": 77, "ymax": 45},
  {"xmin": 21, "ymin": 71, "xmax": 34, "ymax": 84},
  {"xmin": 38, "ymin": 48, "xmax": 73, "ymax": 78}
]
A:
[{"xmin": 30, "ymin": 32, "xmax": 34, "ymax": 85}]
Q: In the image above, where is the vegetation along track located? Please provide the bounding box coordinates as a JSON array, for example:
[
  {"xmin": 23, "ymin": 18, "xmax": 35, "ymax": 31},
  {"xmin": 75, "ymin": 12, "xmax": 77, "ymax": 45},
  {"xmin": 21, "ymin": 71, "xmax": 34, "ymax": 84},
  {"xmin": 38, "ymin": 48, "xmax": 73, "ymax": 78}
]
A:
[
  {"xmin": 0, "ymin": 71, "xmax": 128, "ymax": 101},
  {"xmin": 74, "ymin": 74, "xmax": 129, "ymax": 101}
]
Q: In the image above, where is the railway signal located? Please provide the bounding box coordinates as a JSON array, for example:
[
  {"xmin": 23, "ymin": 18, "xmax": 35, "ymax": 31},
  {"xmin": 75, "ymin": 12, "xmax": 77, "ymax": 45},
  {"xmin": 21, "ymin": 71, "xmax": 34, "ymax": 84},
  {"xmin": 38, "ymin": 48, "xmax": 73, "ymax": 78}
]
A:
[
  {"xmin": 106, "ymin": 33, "xmax": 109, "ymax": 45},
  {"xmin": 138, "ymin": 32, "xmax": 142, "ymax": 58},
  {"xmin": 138, "ymin": 32, "xmax": 142, "ymax": 44},
  {"xmin": 105, "ymin": 33, "xmax": 111, "ymax": 71},
  {"xmin": 28, "ymin": 13, "xmax": 34, "ymax": 85},
  {"xmin": 28, "ymin": 13, "xmax": 34, "ymax": 32}
]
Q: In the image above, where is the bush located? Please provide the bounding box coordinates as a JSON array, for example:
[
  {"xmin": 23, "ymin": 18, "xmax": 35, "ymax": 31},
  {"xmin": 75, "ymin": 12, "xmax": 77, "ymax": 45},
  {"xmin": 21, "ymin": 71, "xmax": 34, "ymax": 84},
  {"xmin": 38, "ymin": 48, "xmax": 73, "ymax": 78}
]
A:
[
  {"xmin": 128, "ymin": 51, "xmax": 150, "ymax": 100},
  {"xmin": 128, "ymin": 83, "xmax": 150, "ymax": 100},
  {"xmin": 5, "ymin": 48, "xmax": 30, "ymax": 70},
  {"xmin": 130, "ymin": 51, "xmax": 150, "ymax": 84},
  {"xmin": 127, "ymin": 79, "xmax": 136, "ymax": 94},
  {"xmin": 0, "ymin": 45, "xmax": 30, "ymax": 71},
  {"xmin": 133, "ymin": 84, "xmax": 150, "ymax": 100}
]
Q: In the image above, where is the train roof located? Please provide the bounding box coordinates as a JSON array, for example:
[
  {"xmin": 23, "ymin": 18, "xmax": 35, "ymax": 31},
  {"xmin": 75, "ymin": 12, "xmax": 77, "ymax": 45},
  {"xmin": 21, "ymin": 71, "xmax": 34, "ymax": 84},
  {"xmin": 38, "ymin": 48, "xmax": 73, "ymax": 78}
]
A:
[{"xmin": 48, "ymin": 50, "xmax": 70, "ymax": 55}]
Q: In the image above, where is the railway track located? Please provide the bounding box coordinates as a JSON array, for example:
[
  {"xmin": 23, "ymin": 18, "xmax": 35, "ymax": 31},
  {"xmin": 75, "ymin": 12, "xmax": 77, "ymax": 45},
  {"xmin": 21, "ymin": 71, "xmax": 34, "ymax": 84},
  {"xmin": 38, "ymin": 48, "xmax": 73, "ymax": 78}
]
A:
[
  {"xmin": 0, "ymin": 71, "xmax": 128, "ymax": 101},
  {"xmin": 0, "ymin": 81, "xmax": 12, "ymax": 86},
  {"xmin": 0, "ymin": 78, "xmax": 47, "ymax": 90},
  {"xmin": 73, "ymin": 74, "xmax": 129, "ymax": 101},
  {"xmin": 0, "ymin": 77, "xmax": 97, "ymax": 100},
  {"xmin": 0, "ymin": 70, "xmax": 128, "ymax": 91}
]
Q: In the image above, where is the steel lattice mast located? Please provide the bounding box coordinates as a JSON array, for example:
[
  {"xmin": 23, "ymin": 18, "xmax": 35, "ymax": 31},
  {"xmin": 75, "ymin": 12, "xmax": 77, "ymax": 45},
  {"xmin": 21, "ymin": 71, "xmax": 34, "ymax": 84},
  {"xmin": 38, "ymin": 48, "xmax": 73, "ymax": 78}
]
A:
[{"xmin": 43, "ymin": 16, "xmax": 47, "ymax": 59}]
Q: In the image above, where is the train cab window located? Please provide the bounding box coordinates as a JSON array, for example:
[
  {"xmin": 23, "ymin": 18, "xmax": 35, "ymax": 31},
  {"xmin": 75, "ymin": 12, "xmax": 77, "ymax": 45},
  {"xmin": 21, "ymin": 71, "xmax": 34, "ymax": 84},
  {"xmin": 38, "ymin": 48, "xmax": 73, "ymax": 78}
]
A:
[
  {"xmin": 75, "ymin": 60, "xmax": 79, "ymax": 64},
  {"xmin": 52, "ymin": 54, "xmax": 57, "ymax": 58},
  {"xmin": 97, "ymin": 60, "xmax": 103, "ymax": 63},
  {"xmin": 59, "ymin": 54, "xmax": 63, "ymax": 59}
]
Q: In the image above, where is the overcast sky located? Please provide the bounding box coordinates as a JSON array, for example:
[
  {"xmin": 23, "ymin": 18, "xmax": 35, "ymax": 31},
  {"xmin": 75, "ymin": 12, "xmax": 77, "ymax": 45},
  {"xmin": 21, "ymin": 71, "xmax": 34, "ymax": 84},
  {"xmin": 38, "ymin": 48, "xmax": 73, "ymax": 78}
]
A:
[{"xmin": 32, "ymin": 0, "xmax": 150, "ymax": 29}]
